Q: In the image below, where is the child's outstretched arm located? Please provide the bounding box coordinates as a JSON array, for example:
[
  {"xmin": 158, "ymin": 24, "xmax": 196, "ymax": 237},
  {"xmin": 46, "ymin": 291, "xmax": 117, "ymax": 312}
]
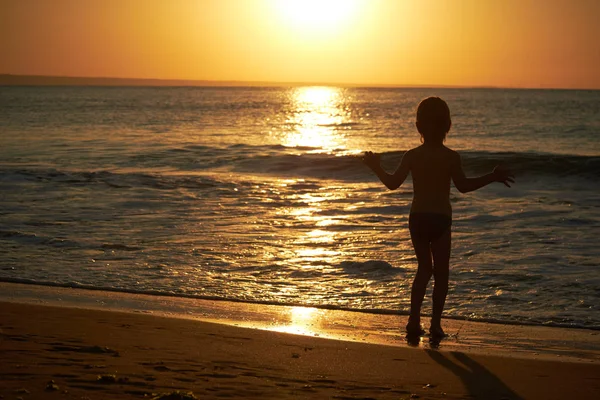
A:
[
  {"xmin": 362, "ymin": 151, "xmax": 411, "ymax": 190},
  {"xmin": 451, "ymin": 152, "xmax": 514, "ymax": 193}
]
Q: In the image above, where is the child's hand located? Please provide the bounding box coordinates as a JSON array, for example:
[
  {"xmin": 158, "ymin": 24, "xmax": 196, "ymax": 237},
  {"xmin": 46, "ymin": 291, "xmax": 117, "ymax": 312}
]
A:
[
  {"xmin": 492, "ymin": 165, "xmax": 515, "ymax": 187},
  {"xmin": 362, "ymin": 151, "xmax": 381, "ymax": 169}
]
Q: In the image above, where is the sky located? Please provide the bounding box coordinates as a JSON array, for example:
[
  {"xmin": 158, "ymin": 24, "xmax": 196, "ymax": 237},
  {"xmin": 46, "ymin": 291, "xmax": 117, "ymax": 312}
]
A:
[{"xmin": 1, "ymin": 0, "xmax": 599, "ymax": 89}]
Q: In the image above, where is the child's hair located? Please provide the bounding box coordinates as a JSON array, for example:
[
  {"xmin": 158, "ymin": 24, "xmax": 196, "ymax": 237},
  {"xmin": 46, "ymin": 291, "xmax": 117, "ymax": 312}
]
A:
[{"xmin": 416, "ymin": 97, "xmax": 451, "ymax": 143}]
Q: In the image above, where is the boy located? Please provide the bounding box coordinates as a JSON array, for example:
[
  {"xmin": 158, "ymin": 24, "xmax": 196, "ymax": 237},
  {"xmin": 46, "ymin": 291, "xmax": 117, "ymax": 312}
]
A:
[{"xmin": 363, "ymin": 97, "xmax": 514, "ymax": 338}]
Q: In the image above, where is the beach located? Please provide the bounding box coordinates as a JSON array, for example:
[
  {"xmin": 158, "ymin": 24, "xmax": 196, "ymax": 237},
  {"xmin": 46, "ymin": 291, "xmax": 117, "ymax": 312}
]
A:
[{"xmin": 1, "ymin": 284, "xmax": 600, "ymax": 400}]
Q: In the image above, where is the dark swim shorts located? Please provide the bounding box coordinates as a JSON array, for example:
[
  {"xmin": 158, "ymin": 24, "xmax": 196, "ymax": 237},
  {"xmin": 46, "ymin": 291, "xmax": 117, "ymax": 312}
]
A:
[{"xmin": 409, "ymin": 213, "xmax": 452, "ymax": 243}]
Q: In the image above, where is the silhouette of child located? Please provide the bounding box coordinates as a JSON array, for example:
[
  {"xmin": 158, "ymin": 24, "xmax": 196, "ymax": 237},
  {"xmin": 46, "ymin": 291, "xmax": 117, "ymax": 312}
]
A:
[{"xmin": 363, "ymin": 97, "xmax": 514, "ymax": 338}]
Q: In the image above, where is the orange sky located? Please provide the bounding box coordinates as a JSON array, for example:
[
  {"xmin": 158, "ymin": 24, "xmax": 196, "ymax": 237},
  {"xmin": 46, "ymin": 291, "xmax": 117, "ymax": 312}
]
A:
[{"xmin": 1, "ymin": 0, "xmax": 599, "ymax": 88}]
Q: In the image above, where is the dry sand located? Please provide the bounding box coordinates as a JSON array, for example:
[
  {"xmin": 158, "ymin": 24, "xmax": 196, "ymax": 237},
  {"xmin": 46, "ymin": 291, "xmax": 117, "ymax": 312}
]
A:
[{"xmin": 1, "ymin": 301, "xmax": 600, "ymax": 400}]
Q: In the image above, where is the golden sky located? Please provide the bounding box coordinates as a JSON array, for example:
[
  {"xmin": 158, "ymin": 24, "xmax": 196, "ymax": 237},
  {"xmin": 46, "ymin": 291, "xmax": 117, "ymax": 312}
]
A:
[{"xmin": 1, "ymin": 0, "xmax": 599, "ymax": 88}]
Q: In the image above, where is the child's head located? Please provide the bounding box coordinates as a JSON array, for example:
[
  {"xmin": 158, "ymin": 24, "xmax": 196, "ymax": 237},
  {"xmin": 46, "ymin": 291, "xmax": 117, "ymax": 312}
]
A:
[{"xmin": 416, "ymin": 97, "xmax": 451, "ymax": 143}]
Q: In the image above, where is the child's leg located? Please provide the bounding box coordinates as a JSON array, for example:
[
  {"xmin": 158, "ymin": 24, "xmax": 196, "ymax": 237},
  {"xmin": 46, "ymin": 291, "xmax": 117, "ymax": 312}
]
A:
[
  {"xmin": 430, "ymin": 229, "xmax": 451, "ymax": 329},
  {"xmin": 409, "ymin": 235, "xmax": 433, "ymax": 326}
]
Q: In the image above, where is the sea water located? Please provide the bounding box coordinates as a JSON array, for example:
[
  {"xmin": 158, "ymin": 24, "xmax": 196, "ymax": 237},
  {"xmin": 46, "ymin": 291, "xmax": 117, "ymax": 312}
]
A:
[{"xmin": 1, "ymin": 86, "xmax": 599, "ymax": 329}]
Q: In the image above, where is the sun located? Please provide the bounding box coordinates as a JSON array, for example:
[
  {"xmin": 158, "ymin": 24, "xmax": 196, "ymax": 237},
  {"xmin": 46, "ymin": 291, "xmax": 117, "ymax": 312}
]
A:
[{"xmin": 274, "ymin": 0, "xmax": 362, "ymax": 34}]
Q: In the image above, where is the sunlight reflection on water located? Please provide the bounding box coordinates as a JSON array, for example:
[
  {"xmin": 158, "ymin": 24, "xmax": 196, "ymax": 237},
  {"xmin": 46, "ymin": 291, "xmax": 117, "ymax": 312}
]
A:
[
  {"xmin": 275, "ymin": 182, "xmax": 345, "ymax": 269},
  {"xmin": 280, "ymin": 86, "xmax": 352, "ymax": 153}
]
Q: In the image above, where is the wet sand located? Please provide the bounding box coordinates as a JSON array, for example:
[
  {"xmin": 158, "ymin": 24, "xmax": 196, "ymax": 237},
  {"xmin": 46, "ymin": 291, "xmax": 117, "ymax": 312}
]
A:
[
  {"xmin": 2, "ymin": 282, "xmax": 599, "ymax": 363},
  {"xmin": 1, "ymin": 300, "xmax": 600, "ymax": 399}
]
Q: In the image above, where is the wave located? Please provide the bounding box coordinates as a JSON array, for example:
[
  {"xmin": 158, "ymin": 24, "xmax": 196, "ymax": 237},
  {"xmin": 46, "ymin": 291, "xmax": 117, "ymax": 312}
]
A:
[
  {"xmin": 457, "ymin": 151, "xmax": 600, "ymax": 179},
  {"xmin": 191, "ymin": 144, "xmax": 599, "ymax": 180},
  {"xmin": 316, "ymin": 122, "xmax": 363, "ymax": 128},
  {"xmin": 0, "ymin": 229, "xmax": 150, "ymax": 254},
  {"xmin": 231, "ymin": 148, "xmax": 600, "ymax": 181},
  {"xmin": 0, "ymin": 167, "xmax": 233, "ymax": 191},
  {"xmin": 2, "ymin": 150, "xmax": 599, "ymax": 191}
]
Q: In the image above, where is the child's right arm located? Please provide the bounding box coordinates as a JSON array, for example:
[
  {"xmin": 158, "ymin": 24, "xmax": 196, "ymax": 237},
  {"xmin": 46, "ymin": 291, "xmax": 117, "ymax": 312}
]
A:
[
  {"xmin": 451, "ymin": 152, "xmax": 514, "ymax": 193},
  {"xmin": 363, "ymin": 151, "xmax": 411, "ymax": 190}
]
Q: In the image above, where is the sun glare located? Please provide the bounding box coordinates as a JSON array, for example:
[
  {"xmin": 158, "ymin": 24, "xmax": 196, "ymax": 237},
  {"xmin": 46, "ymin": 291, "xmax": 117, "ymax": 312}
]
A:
[{"xmin": 274, "ymin": 0, "xmax": 361, "ymax": 33}]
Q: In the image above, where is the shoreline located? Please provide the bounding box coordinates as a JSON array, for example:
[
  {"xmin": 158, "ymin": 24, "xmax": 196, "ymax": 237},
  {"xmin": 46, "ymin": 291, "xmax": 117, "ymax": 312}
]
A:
[
  {"xmin": 1, "ymin": 282, "xmax": 599, "ymax": 364},
  {"xmin": 2, "ymin": 279, "xmax": 596, "ymax": 331},
  {"xmin": 1, "ymin": 301, "xmax": 600, "ymax": 399}
]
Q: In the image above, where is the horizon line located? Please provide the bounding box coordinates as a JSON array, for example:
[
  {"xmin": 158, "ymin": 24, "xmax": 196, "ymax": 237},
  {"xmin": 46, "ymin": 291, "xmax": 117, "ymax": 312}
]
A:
[{"xmin": 0, "ymin": 73, "xmax": 597, "ymax": 91}]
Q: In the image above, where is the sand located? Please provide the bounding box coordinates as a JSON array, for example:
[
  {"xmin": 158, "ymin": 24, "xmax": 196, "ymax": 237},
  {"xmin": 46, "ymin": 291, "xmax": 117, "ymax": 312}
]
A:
[
  {"xmin": 2, "ymin": 282, "xmax": 599, "ymax": 363},
  {"xmin": 1, "ymin": 300, "xmax": 600, "ymax": 400}
]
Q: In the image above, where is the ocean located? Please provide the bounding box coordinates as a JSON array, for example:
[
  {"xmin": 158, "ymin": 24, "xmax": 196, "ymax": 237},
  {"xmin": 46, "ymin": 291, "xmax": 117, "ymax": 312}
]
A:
[{"xmin": 1, "ymin": 86, "xmax": 599, "ymax": 329}]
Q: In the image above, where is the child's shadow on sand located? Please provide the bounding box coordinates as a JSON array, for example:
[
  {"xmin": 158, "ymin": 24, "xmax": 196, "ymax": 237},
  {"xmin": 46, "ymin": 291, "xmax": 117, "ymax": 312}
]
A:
[{"xmin": 426, "ymin": 350, "xmax": 524, "ymax": 400}]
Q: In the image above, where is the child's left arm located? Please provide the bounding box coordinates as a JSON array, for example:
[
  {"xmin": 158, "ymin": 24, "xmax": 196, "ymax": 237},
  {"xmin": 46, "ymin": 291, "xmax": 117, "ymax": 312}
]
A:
[
  {"xmin": 363, "ymin": 151, "xmax": 411, "ymax": 190},
  {"xmin": 451, "ymin": 152, "xmax": 514, "ymax": 193}
]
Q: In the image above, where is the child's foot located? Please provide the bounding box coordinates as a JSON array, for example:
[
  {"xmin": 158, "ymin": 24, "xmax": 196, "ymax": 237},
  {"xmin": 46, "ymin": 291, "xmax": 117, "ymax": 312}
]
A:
[
  {"xmin": 405, "ymin": 320, "xmax": 425, "ymax": 336},
  {"xmin": 429, "ymin": 325, "xmax": 446, "ymax": 338}
]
